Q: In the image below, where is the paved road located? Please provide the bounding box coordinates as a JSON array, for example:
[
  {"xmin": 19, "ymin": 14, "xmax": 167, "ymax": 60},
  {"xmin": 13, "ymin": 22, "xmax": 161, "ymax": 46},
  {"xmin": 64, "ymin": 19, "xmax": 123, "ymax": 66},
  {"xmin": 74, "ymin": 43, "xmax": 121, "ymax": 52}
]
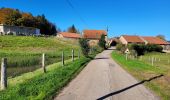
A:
[{"xmin": 55, "ymin": 48, "xmax": 159, "ymax": 100}]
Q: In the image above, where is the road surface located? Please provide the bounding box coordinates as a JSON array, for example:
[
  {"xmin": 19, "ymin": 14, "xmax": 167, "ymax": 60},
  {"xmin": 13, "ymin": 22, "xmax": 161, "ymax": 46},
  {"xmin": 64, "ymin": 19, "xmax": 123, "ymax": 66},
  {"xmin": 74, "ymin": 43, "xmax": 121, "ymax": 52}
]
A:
[{"xmin": 55, "ymin": 48, "xmax": 159, "ymax": 100}]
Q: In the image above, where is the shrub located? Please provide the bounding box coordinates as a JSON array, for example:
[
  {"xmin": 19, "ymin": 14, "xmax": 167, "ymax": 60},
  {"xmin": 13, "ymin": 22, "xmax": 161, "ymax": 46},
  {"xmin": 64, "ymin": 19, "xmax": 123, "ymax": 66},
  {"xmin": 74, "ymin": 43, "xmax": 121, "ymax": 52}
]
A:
[
  {"xmin": 116, "ymin": 43, "xmax": 126, "ymax": 53},
  {"xmin": 79, "ymin": 38, "xmax": 90, "ymax": 57}
]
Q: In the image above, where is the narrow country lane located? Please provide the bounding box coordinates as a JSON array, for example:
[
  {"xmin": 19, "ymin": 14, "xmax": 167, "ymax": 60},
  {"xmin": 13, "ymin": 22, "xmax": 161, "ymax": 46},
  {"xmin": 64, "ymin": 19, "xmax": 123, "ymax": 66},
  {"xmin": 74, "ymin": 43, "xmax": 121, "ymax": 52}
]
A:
[{"xmin": 55, "ymin": 48, "xmax": 159, "ymax": 100}]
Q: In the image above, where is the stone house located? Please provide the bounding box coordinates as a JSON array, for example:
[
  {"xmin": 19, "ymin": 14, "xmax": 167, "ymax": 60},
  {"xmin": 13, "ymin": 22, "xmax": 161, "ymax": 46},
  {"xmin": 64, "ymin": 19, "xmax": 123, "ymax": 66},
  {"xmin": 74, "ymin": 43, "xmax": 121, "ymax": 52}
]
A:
[{"xmin": 0, "ymin": 24, "xmax": 40, "ymax": 36}]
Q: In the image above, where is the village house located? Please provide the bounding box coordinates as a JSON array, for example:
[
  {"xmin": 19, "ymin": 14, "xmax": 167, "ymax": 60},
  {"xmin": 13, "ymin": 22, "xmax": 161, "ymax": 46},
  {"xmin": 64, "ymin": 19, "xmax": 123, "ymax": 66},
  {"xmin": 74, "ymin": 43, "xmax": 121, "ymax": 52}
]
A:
[
  {"xmin": 0, "ymin": 24, "xmax": 40, "ymax": 36},
  {"xmin": 57, "ymin": 32, "xmax": 81, "ymax": 40},
  {"xmin": 82, "ymin": 30, "xmax": 107, "ymax": 46},
  {"xmin": 119, "ymin": 35, "xmax": 170, "ymax": 50}
]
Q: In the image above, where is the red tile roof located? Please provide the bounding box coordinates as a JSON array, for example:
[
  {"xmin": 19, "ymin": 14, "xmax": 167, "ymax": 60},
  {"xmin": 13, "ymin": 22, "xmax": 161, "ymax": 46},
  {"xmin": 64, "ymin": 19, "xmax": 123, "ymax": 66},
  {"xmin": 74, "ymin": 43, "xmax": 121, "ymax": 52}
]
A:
[
  {"xmin": 142, "ymin": 36, "xmax": 169, "ymax": 45},
  {"xmin": 122, "ymin": 35, "xmax": 144, "ymax": 43},
  {"xmin": 59, "ymin": 32, "xmax": 81, "ymax": 39},
  {"xmin": 83, "ymin": 30, "xmax": 107, "ymax": 39}
]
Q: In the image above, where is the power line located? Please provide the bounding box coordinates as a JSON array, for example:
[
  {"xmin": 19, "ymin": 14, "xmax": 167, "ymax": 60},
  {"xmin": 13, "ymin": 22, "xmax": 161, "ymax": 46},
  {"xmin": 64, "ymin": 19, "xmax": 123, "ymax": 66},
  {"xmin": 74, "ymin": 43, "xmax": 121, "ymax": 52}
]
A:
[{"xmin": 65, "ymin": 0, "xmax": 89, "ymax": 28}]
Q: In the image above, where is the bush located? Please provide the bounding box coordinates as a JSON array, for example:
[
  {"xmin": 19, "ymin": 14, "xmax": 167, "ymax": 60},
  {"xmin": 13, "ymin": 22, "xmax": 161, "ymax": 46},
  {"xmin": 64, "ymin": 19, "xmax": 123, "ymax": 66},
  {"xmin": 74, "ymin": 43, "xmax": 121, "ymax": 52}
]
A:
[
  {"xmin": 131, "ymin": 44, "xmax": 163, "ymax": 56},
  {"xmin": 116, "ymin": 43, "xmax": 126, "ymax": 53},
  {"xmin": 79, "ymin": 38, "xmax": 90, "ymax": 57}
]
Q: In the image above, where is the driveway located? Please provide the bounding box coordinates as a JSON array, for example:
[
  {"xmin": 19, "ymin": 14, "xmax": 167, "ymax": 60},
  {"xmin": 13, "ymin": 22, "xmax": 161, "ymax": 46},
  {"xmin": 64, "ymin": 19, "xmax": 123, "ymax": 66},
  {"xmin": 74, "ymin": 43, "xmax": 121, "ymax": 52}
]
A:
[{"xmin": 55, "ymin": 48, "xmax": 159, "ymax": 100}]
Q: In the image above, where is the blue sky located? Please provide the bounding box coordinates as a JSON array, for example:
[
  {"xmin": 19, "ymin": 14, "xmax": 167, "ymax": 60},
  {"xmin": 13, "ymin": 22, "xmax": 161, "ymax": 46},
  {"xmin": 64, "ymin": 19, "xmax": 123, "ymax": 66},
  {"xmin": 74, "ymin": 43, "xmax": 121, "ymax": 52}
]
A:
[{"xmin": 0, "ymin": 0, "xmax": 170, "ymax": 40}]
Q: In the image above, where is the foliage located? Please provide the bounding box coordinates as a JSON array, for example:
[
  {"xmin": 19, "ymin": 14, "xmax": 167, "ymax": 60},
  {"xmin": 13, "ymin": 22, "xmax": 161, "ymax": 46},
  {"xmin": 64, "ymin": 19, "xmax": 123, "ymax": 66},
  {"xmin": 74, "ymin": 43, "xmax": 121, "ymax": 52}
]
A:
[
  {"xmin": 98, "ymin": 34, "xmax": 106, "ymax": 49},
  {"xmin": 116, "ymin": 43, "xmax": 126, "ymax": 53},
  {"xmin": 0, "ymin": 8, "xmax": 57, "ymax": 35},
  {"xmin": 156, "ymin": 35, "xmax": 166, "ymax": 41},
  {"xmin": 67, "ymin": 24, "xmax": 78, "ymax": 33},
  {"xmin": 79, "ymin": 38, "xmax": 90, "ymax": 57},
  {"xmin": 131, "ymin": 44, "xmax": 163, "ymax": 56},
  {"xmin": 0, "ymin": 57, "xmax": 91, "ymax": 99}
]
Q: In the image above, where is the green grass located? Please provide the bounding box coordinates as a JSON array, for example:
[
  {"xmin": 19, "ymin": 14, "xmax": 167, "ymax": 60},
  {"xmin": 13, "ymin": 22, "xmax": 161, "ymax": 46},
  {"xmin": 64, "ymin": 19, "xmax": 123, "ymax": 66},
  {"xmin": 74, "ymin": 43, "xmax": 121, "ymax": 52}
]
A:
[
  {"xmin": 0, "ymin": 57, "xmax": 92, "ymax": 100},
  {"xmin": 0, "ymin": 36, "xmax": 81, "ymax": 77},
  {"xmin": 112, "ymin": 51, "xmax": 170, "ymax": 100}
]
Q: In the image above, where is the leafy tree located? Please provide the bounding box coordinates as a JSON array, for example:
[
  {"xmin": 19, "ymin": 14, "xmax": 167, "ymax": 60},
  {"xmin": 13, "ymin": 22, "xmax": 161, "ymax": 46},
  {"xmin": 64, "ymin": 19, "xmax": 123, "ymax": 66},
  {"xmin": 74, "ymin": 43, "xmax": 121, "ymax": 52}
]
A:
[
  {"xmin": 98, "ymin": 34, "xmax": 106, "ymax": 49},
  {"xmin": 5, "ymin": 10, "xmax": 22, "ymax": 25},
  {"xmin": 156, "ymin": 35, "xmax": 166, "ymax": 41},
  {"xmin": 67, "ymin": 25, "xmax": 78, "ymax": 33},
  {"xmin": 79, "ymin": 38, "xmax": 90, "ymax": 57}
]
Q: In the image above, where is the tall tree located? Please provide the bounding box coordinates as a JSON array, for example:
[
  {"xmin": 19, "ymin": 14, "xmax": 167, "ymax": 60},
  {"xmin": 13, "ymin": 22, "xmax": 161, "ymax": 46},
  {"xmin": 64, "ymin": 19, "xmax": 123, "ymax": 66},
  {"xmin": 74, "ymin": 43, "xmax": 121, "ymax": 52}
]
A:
[
  {"xmin": 156, "ymin": 35, "xmax": 166, "ymax": 41},
  {"xmin": 98, "ymin": 34, "xmax": 106, "ymax": 49},
  {"xmin": 67, "ymin": 25, "xmax": 78, "ymax": 33}
]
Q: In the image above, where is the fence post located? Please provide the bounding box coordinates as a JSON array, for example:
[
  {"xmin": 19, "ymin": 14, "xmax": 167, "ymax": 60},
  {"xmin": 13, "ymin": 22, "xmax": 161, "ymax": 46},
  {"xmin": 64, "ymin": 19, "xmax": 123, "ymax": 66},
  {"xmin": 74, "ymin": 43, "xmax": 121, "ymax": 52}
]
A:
[
  {"xmin": 125, "ymin": 54, "xmax": 128, "ymax": 60},
  {"xmin": 78, "ymin": 50, "xmax": 80, "ymax": 59},
  {"xmin": 1, "ymin": 58, "xmax": 7, "ymax": 90},
  {"xmin": 72, "ymin": 49, "xmax": 74, "ymax": 62},
  {"xmin": 62, "ymin": 51, "xmax": 64, "ymax": 66},
  {"xmin": 42, "ymin": 53, "xmax": 46, "ymax": 73},
  {"xmin": 152, "ymin": 57, "xmax": 154, "ymax": 66}
]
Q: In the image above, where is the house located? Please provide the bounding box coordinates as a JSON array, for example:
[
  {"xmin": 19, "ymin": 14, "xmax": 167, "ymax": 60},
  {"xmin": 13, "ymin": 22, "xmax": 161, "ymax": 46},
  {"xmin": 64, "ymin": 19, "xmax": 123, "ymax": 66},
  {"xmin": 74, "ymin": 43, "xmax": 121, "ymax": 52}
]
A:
[
  {"xmin": 119, "ymin": 35, "xmax": 170, "ymax": 50},
  {"xmin": 82, "ymin": 30, "xmax": 107, "ymax": 46},
  {"xmin": 0, "ymin": 24, "xmax": 40, "ymax": 36},
  {"xmin": 57, "ymin": 32, "xmax": 81, "ymax": 40},
  {"xmin": 119, "ymin": 35, "xmax": 145, "ymax": 45}
]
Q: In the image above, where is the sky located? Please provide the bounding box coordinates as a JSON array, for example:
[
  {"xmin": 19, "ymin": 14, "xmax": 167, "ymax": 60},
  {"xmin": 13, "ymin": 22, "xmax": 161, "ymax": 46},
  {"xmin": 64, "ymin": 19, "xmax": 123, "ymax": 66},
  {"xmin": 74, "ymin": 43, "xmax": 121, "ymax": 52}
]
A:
[{"xmin": 0, "ymin": 0, "xmax": 170, "ymax": 40}]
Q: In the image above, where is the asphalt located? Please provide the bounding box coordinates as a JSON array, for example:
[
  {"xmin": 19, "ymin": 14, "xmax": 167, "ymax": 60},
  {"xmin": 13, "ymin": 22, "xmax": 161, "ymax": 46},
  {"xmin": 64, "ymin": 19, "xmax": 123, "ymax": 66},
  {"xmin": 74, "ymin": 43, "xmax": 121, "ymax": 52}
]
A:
[{"xmin": 55, "ymin": 48, "xmax": 159, "ymax": 100}]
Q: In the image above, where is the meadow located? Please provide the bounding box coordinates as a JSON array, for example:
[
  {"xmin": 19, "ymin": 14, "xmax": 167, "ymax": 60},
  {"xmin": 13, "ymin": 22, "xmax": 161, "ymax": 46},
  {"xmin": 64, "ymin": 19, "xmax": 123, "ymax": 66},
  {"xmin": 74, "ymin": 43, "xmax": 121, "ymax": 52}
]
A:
[
  {"xmin": 0, "ymin": 36, "xmax": 80, "ymax": 77},
  {"xmin": 112, "ymin": 51, "xmax": 170, "ymax": 100}
]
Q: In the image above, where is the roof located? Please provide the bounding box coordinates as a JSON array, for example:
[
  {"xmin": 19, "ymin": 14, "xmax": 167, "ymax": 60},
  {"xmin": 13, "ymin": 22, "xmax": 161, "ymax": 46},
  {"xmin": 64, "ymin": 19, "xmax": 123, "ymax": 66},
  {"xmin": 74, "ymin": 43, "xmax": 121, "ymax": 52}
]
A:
[
  {"xmin": 83, "ymin": 30, "xmax": 107, "ymax": 39},
  {"xmin": 59, "ymin": 32, "xmax": 81, "ymax": 39},
  {"xmin": 122, "ymin": 35, "xmax": 144, "ymax": 43},
  {"xmin": 142, "ymin": 36, "xmax": 169, "ymax": 45}
]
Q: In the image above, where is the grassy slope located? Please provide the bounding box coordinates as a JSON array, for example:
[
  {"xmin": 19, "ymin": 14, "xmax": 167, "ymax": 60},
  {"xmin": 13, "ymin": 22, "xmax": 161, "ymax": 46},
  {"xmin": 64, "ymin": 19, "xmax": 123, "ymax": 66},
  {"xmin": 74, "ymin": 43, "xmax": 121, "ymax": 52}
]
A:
[
  {"xmin": 0, "ymin": 36, "xmax": 79, "ymax": 53},
  {"xmin": 0, "ymin": 36, "xmax": 81, "ymax": 77},
  {"xmin": 111, "ymin": 51, "xmax": 170, "ymax": 100},
  {"xmin": 0, "ymin": 57, "xmax": 91, "ymax": 100}
]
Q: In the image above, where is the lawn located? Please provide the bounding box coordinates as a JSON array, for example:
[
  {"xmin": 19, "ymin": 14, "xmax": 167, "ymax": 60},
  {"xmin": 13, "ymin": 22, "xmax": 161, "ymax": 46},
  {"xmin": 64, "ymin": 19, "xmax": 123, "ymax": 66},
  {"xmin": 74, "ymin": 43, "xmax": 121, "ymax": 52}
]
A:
[
  {"xmin": 112, "ymin": 51, "xmax": 170, "ymax": 100},
  {"xmin": 0, "ymin": 36, "xmax": 81, "ymax": 77}
]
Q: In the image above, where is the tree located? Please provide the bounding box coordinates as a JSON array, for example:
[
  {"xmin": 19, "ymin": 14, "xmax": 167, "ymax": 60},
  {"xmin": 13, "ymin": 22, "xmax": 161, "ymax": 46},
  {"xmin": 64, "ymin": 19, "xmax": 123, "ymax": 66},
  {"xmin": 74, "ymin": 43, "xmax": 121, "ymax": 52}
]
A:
[
  {"xmin": 156, "ymin": 35, "xmax": 166, "ymax": 41},
  {"xmin": 98, "ymin": 34, "xmax": 106, "ymax": 49},
  {"xmin": 79, "ymin": 38, "xmax": 90, "ymax": 57},
  {"xmin": 67, "ymin": 25, "xmax": 78, "ymax": 33},
  {"xmin": 5, "ymin": 10, "xmax": 22, "ymax": 25}
]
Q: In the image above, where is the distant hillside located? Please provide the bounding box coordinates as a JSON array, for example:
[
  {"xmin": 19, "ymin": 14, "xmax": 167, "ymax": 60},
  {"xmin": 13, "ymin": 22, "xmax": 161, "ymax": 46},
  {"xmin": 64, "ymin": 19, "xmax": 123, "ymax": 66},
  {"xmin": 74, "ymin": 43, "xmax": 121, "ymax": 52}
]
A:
[{"xmin": 0, "ymin": 7, "xmax": 57, "ymax": 35}]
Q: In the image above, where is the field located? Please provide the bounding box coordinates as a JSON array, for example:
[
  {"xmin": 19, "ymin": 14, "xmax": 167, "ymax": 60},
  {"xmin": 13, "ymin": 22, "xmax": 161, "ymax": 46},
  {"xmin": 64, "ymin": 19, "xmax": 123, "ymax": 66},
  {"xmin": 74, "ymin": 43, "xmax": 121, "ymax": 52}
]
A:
[
  {"xmin": 0, "ymin": 36, "xmax": 80, "ymax": 77},
  {"xmin": 112, "ymin": 51, "xmax": 170, "ymax": 100}
]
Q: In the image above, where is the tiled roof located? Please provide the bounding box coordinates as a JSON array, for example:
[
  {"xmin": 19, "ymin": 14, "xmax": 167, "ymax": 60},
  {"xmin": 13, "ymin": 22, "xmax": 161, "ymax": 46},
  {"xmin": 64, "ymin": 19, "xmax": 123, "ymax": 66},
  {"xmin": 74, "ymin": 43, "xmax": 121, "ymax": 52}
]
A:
[
  {"xmin": 59, "ymin": 32, "xmax": 81, "ymax": 38},
  {"xmin": 122, "ymin": 35, "xmax": 144, "ymax": 43},
  {"xmin": 142, "ymin": 36, "xmax": 169, "ymax": 45},
  {"xmin": 83, "ymin": 30, "xmax": 107, "ymax": 39}
]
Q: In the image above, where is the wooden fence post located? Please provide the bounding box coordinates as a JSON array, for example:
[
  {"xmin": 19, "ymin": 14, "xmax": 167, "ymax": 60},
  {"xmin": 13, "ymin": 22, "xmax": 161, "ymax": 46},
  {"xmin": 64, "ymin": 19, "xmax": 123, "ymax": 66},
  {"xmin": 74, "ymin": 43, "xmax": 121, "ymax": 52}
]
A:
[
  {"xmin": 78, "ymin": 50, "xmax": 80, "ymax": 59},
  {"xmin": 72, "ymin": 49, "xmax": 74, "ymax": 62},
  {"xmin": 1, "ymin": 58, "xmax": 7, "ymax": 90},
  {"xmin": 42, "ymin": 53, "xmax": 46, "ymax": 73},
  {"xmin": 125, "ymin": 54, "xmax": 128, "ymax": 60},
  {"xmin": 62, "ymin": 51, "xmax": 64, "ymax": 66},
  {"xmin": 151, "ymin": 57, "xmax": 154, "ymax": 66}
]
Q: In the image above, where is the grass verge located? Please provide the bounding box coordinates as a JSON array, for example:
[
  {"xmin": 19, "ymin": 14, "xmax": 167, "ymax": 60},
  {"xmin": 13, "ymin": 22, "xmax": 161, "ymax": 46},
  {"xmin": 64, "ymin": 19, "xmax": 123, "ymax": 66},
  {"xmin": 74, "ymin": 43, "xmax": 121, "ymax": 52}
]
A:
[
  {"xmin": 0, "ymin": 57, "xmax": 92, "ymax": 100},
  {"xmin": 111, "ymin": 51, "xmax": 170, "ymax": 100}
]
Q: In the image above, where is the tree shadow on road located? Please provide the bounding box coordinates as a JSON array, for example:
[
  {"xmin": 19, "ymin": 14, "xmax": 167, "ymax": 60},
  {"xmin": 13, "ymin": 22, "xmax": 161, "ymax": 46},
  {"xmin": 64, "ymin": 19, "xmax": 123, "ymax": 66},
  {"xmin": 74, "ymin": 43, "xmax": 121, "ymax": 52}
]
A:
[{"xmin": 97, "ymin": 74, "xmax": 164, "ymax": 100}]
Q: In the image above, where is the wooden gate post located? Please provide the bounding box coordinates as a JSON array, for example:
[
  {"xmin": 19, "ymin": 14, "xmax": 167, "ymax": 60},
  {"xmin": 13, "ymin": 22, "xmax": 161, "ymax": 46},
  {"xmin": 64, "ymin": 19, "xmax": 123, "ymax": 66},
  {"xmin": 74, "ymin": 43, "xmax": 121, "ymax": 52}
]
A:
[
  {"xmin": 72, "ymin": 49, "xmax": 74, "ymax": 62},
  {"xmin": 1, "ymin": 58, "xmax": 7, "ymax": 90},
  {"xmin": 42, "ymin": 53, "xmax": 46, "ymax": 73},
  {"xmin": 62, "ymin": 51, "xmax": 64, "ymax": 66}
]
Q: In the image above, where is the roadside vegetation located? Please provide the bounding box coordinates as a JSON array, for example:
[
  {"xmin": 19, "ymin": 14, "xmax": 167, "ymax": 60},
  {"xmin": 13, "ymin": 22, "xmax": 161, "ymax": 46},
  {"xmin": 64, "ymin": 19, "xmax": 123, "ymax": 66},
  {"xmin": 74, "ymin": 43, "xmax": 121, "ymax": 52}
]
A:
[
  {"xmin": 0, "ymin": 57, "xmax": 92, "ymax": 99},
  {"xmin": 112, "ymin": 51, "xmax": 170, "ymax": 100}
]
